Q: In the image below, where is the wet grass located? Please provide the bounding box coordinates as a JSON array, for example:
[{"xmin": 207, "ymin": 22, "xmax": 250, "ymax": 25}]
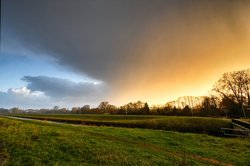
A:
[{"xmin": 0, "ymin": 116, "xmax": 250, "ymax": 166}]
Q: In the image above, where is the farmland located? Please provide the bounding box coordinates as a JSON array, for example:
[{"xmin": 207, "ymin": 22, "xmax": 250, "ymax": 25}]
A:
[
  {"xmin": 12, "ymin": 114, "xmax": 232, "ymax": 136},
  {"xmin": 1, "ymin": 115, "xmax": 250, "ymax": 165}
]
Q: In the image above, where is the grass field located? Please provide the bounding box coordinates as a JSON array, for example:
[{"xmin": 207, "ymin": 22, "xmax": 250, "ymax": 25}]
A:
[
  {"xmin": 12, "ymin": 114, "xmax": 232, "ymax": 136},
  {"xmin": 0, "ymin": 116, "xmax": 250, "ymax": 165}
]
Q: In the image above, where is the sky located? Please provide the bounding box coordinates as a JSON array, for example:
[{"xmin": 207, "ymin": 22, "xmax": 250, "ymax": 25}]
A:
[{"xmin": 1, "ymin": 0, "xmax": 250, "ymax": 109}]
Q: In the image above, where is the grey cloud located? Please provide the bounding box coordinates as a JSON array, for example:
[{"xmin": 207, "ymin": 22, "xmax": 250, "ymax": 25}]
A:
[
  {"xmin": 2, "ymin": 0, "xmax": 160, "ymax": 79},
  {"xmin": 0, "ymin": 75, "xmax": 108, "ymax": 109},
  {"xmin": 4, "ymin": 0, "xmax": 248, "ymax": 81},
  {"xmin": 22, "ymin": 76, "xmax": 107, "ymax": 99},
  {"xmin": 2, "ymin": 0, "xmax": 233, "ymax": 80}
]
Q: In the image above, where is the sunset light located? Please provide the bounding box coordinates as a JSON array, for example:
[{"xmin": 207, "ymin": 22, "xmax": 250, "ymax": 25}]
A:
[{"xmin": 1, "ymin": 1, "xmax": 250, "ymax": 165}]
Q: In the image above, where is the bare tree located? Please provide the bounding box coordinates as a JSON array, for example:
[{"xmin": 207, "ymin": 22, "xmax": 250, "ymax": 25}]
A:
[
  {"xmin": 98, "ymin": 101, "xmax": 109, "ymax": 113},
  {"xmin": 213, "ymin": 69, "xmax": 250, "ymax": 117}
]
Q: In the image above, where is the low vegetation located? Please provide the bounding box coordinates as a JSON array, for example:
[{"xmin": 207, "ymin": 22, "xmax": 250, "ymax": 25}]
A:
[{"xmin": 12, "ymin": 114, "xmax": 232, "ymax": 135}]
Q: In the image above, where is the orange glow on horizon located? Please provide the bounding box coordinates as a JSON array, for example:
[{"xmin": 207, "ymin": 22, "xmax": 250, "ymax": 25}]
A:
[{"xmin": 109, "ymin": 4, "xmax": 250, "ymax": 106}]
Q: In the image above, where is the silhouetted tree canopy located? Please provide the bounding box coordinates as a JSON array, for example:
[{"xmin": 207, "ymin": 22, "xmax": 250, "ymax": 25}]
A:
[{"xmin": 213, "ymin": 69, "xmax": 250, "ymax": 117}]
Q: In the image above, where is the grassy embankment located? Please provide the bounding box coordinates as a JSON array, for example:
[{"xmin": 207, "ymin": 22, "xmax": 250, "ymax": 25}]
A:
[
  {"xmin": 1, "ymin": 116, "xmax": 250, "ymax": 165},
  {"xmin": 13, "ymin": 114, "xmax": 232, "ymax": 136}
]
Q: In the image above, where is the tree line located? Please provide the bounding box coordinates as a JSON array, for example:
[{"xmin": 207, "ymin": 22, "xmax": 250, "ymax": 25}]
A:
[{"xmin": 1, "ymin": 69, "xmax": 249, "ymax": 117}]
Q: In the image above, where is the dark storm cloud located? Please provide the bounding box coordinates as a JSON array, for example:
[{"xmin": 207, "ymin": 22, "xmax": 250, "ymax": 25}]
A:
[
  {"xmin": 0, "ymin": 0, "xmax": 214, "ymax": 79},
  {"xmin": 22, "ymin": 76, "xmax": 106, "ymax": 98},
  {"xmin": 2, "ymin": 0, "xmax": 167, "ymax": 79}
]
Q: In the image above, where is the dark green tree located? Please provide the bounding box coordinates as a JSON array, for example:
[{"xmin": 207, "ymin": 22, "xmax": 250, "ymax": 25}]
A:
[{"xmin": 143, "ymin": 102, "xmax": 150, "ymax": 115}]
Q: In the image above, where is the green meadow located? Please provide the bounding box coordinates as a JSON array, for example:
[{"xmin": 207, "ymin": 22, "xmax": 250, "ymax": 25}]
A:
[{"xmin": 0, "ymin": 116, "xmax": 250, "ymax": 166}]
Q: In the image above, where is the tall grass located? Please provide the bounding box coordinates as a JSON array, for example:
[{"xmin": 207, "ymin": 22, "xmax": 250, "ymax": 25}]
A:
[{"xmin": 13, "ymin": 114, "xmax": 232, "ymax": 135}]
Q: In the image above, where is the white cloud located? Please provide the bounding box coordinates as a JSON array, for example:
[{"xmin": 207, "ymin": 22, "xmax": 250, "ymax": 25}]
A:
[
  {"xmin": 0, "ymin": 87, "xmax": 50, "ymax": 109},
  {"xmin": 8, "ymin": 87, "xmax": 44, "ymax": 97}
]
